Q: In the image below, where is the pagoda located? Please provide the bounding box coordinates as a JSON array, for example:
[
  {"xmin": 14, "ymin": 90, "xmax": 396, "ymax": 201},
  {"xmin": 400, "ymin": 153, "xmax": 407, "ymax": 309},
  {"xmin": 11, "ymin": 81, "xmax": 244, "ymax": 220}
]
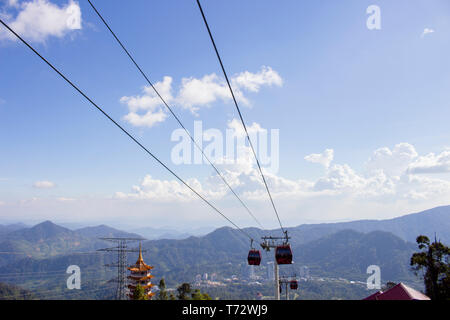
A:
[{"xmin": 127, "ymin": 243, "xmax": 155, "ymax": 299}]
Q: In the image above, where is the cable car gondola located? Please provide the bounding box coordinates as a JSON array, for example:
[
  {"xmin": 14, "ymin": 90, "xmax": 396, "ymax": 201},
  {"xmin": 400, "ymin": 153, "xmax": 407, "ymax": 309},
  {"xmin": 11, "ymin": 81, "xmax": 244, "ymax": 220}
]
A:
[
  {"xmin": 248, "ymin": 239, "xmax": 262, "ymax": 265},
  {"xmin": 275, "ymin": 244, "xmax": 292, "ymax": 264},
  {"xmin": 290, "ymin": 280, "xmax": 298, "ymax": 290},
  {"xmin": 247, "ymin": 249, "xmax": 262, "ymax": 265}
]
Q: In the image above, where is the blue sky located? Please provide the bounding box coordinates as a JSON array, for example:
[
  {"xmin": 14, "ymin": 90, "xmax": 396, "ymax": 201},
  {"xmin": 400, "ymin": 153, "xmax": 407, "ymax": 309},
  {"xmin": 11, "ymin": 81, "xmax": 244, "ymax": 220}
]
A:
[{"xmin": 0, "ymin": 0, "xmax": 450, "ymax": 230}]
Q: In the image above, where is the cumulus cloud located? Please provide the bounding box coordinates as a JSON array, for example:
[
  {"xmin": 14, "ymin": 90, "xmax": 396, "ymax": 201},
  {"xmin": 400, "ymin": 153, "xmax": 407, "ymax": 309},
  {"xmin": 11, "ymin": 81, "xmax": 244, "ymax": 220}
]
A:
[
  {"xmin": 33, "ymin": 180, "xmax": 55, "ymax": 189},
  {"xmin": 304, "ymin": 149, "xmax": 334, "ymax": 169},
  {"xmin": 7, "ymin": 143, "xmax": 450, "ymax": 227},
  {"xmin": 176, "ymin": 73, "xmax": 233, "ymax": 113},
  {"xmin": 421, "ymin": 28, "xmax": 435, "ymax": 38},
  {"xmin": 366, "ymin": 142, "xmax": 418, "ymax": 177},
  {"xmin": 0, "ymin": 0, "xmax": 82, "ymax": 43},
  {"xmin": 407, "ymin": 150, "xmax": 450, "ymax": 174},
  {"xmin": 178, "ymin": 66, "xmax": 282, "ymax": 113},
  {"xmin": 120, "ymin": 76, "xmax": 172, "ymax": 128},
  {"xmin": 114, "ymin": 174, "xmax": 226, "ymax": 202},
  {"xmin": 115, "ymin": 143, "xmax": 450, "ymax": 208},
  {"xmin": 231, "ymin": 66, "xmax": 283, "ymax": 92},
  {"xmin": 120, "ymin": 66, "xmax": 283, "ymax": 126}
]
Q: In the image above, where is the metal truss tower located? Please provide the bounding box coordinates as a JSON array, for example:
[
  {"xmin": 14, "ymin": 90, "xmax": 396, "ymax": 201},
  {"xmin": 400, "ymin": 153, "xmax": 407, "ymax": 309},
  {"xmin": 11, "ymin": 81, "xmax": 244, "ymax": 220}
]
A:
[{"xmin": 98, "ymin": 237, "xmax": 145, "ymax": 300}]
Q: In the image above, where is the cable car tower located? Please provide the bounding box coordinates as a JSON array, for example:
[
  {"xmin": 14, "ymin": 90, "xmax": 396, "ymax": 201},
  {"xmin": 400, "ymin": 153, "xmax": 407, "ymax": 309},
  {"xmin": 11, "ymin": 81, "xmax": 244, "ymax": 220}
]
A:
[
  {"xmin": 259, "ymin": 231, "xmax": 292, "ymax": 300},
  {"xmin": 279, "ymin": 274, "xmax": 298, "ymax": 300}
]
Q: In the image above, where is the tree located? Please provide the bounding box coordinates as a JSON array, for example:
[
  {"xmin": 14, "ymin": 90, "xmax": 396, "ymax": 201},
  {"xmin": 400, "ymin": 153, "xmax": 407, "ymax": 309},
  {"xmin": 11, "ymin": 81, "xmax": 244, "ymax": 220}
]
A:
[
  {"xmin": 410, "ymin": 235, "xmax": 450, "ymax": 300},
  {"xmin": 132, "ymin": 284, "xmax": 149, "ymax": 300},
  {"xmin": 191, "ymin": 289, "xmax": 212, "ymax": 300},
  {"xmin": 157, "ymin": 278, "xmax": 168, "ymax": 300},
  {"xmin": 177, "ymin": 283, "xmax": 192, "ymax": 300}
]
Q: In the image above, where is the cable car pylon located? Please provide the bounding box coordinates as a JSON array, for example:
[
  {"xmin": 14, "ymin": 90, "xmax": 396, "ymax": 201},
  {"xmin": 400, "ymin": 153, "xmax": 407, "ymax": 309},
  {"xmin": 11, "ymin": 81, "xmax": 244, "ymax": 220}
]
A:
[
  {"xmin": 257, "ymin": 230, "xmax": 293, "ymax": 300},
  {"xmin": 279, "ymin": 274, "xmax": 298, "ymax": 300}
]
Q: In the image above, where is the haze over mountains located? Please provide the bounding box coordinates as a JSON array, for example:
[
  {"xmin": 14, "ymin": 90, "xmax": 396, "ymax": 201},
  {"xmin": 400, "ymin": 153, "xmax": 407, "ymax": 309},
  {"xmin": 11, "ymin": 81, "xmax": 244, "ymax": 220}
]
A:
[{"xmin": 0, "ymin": 205, "xmax": 448, "ymax": 299}]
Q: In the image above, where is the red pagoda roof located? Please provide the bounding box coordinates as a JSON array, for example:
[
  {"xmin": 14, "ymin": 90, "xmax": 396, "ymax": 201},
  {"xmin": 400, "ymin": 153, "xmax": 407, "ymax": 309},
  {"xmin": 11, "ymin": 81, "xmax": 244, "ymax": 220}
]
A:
[{"xmin": 363, "ymin": 283, "xmax": 430, "ymax": 300}]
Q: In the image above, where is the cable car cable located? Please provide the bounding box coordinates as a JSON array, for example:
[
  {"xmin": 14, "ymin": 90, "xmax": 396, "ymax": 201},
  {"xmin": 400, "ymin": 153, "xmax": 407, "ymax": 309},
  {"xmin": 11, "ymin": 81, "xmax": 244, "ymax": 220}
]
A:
[
  {"xmin": 0, "ymin": 18, "xmax": 254, "ymax": 242},
  {"xmin": 195, "ymin": 0, "xmax": 285, "ymax": 234},
  {"xmin": 86, "ymin": 0, "xmax": 264, "ymax": 230}
]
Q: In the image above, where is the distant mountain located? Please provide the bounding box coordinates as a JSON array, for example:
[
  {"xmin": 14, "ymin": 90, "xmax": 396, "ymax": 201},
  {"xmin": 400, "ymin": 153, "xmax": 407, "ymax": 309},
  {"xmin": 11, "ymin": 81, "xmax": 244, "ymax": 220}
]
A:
[
  {"xmin": 292, "ymin": 230, "xmax": 417, "ymax": 282},
  {"xmin": 287, "ymin": 205, "xmax": 450, "ymax": 245},
  {"xmin": 128, "ymin": 226, "xmax": 215, "ymax": 240},
  {"xmin": 127, "ymin": 226, "xmax": 191, "ymax": 240},
  {"xmin": 0, "ymin": 223, "xmax": 27, "ymax": 239},
  {"xmin": 0, "ymin": 221, "xmax": 109, "ymax": 267},
  {"xmin": 5, "ymin": 221, "xmax": 76, "ymax": 242},
  {"xmin": 75, "ymin": 225, "xmax": 143, "ymax": 239}
]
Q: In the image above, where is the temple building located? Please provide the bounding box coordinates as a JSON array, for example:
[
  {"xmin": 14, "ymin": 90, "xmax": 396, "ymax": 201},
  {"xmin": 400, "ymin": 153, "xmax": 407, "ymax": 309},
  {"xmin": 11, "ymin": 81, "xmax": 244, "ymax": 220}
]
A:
[{"xmin": 127, "ymin": 243, "xmax": 155, "ymax": 299}]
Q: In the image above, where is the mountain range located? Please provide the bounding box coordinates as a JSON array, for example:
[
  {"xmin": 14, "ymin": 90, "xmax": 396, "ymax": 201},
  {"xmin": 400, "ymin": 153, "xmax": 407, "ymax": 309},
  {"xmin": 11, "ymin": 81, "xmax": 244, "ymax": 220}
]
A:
[{"xmin": 0, "ymin": 205, "xmax": 448, "ymax": 299}]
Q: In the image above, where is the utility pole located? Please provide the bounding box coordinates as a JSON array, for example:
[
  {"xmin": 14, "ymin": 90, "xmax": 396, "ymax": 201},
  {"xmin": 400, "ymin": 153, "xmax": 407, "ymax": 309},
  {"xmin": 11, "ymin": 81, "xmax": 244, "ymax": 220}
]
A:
[{"xmin": 98, "ymin": 237, "xmax": 145, "ymax": 300}]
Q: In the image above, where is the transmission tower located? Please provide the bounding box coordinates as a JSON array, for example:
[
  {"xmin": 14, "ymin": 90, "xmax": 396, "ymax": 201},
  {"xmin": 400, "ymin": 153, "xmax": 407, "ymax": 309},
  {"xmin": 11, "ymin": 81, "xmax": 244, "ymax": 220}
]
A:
[{"xmin": 98, "ymin": 237, "xmax": 145, "ymax": 300}]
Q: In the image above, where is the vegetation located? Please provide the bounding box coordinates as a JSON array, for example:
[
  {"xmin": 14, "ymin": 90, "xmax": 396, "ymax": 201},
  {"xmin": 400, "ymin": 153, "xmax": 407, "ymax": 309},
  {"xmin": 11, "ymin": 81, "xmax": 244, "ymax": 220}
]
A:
[
  {"xmin": 410, "ymin": 235, "xmax": 450, "ymax": 300},
  {"xmin": 0, "ymin": 282, "xmax": 36, "ymax": 300},
  {"xmin": 156, "ymin": 278, "xmax": 168, "ymax": 300},
  {"xmin": 131, "ymin": 284, "xmax": 149, "ymax": 300},
  {"xmin": 176, "ymin": 282, "xmax": 211, "ymax": 300}
]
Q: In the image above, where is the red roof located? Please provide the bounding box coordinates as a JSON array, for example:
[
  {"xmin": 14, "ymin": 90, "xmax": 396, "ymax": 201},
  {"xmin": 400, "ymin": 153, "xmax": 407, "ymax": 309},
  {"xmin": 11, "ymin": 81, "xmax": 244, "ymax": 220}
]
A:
[
  {"xmin": 363, "ymin": 283, "xmax": 430, "ymax": 300},
  {"xmin": 363, "ymin": 291, "xmax": 383, "ymax": 300}
]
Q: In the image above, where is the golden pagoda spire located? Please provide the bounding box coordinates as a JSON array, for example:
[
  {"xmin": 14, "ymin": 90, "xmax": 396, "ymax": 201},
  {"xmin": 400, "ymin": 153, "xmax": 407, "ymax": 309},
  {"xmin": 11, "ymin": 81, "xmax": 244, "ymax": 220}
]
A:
[{"xmin": 137, "ymin": 241, "xmax": 143, "ymax": 263}]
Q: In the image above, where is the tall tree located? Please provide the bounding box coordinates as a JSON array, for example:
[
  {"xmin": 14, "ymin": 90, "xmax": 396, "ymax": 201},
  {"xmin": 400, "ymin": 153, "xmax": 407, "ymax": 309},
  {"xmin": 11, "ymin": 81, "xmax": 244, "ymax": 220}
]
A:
[
  {"xmin": 157, "ymin": 278, "xmax": 168, "ymax": 300},
  {"xmin": 410, "ymin": 235, "xmax": 450, "ymax": 300},
  {"xmin": 177, "ymin": 283, "xmax": 192, "ymax": 300}
]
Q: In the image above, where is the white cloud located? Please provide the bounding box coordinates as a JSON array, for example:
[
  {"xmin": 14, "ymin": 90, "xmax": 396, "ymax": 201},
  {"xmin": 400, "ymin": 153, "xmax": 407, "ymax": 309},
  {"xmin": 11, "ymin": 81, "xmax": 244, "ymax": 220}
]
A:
[
  {"xmin": 115, "ymin": 143, "xmax": 450, "ymax": 209},
  {"xmin": 120, "ymin": 67, "xmax": 283, "ymax": 126},
  {"xmin": 407, "ymin": 150, "xmax": 450, "ymax": 174},
  {"xmin": 7, "ymin": 0, "xmax": 20, "ymax": 8},
  {"xmin": 365, "ymin": 142, "xmax": 418, "ymax": 177},
  {"xmin": 57, "ymin": 197, "xmax": 75, "ymax": 202},
  {"xmin": 177, "ymin": 66, "xmax": 282, "ymax": 113},
  {"xmin": 33, "ymin": 180, "xmax": 55, "ymax": 189},
  {"xmin": 0, "ymin": 0, "xmax": 82, "ymax": 43},
  {"xmin": 421, "ymin": 28, "xmax": 435, "ymax": 38},
  {"xmin": 6, "ymin": 142, "xmax": 450, "ymax": 227},
  {"xmin": 304, "ymin": 149, "xmax": 334, "ymax": 168},
  {"xmin": 176, "ymin": 73, "xmax": 232, "ymax": 113},
  {"xmin": 231, "ymin": 66, "xmax": 283, "ymax": 92},
  {"xmin": 120, "ymin": 76, "xmax": 172, "ymax": 128},
  {"xmin": 114, "ymin": 174, "xmax": 226, "ymax": 202},
  {"xmin": 226, "ymin": 118, "xmax": 266, "ymax": 139}
]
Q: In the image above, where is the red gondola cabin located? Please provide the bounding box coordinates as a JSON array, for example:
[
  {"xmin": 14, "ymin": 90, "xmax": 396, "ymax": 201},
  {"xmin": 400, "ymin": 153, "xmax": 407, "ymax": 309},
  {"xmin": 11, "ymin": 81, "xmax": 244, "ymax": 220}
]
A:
[
  {"xmin": 290, "ymin": 280, "xmax": 298, "ymax": 290},
  {"xmin": 275, "ymin": 244, "xmax": 292, "ymax": 264},
  {"xmin": 247, "ymin": 249, "xmax": 262, "ymax": 265}
]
